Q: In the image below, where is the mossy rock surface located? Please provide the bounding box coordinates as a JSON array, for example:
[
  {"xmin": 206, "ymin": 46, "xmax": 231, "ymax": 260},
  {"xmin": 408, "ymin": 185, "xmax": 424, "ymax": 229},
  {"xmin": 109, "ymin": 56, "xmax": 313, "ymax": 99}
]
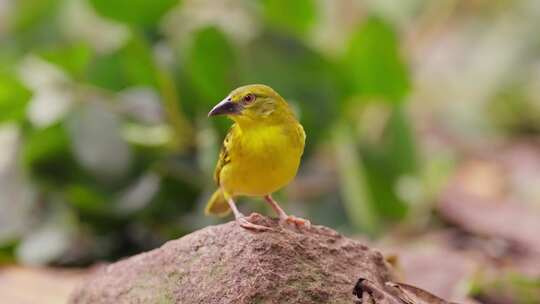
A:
[{"xmin": 69, "ymin": 214, "xmax": 395, "ymax": 304}]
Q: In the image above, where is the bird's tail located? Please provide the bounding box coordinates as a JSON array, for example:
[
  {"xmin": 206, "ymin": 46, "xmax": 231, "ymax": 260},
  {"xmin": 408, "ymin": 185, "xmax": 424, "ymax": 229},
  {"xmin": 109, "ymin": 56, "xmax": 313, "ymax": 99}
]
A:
[{"xmin": 204, "ymin": 189, "xmax": 231, "ymax": 217}]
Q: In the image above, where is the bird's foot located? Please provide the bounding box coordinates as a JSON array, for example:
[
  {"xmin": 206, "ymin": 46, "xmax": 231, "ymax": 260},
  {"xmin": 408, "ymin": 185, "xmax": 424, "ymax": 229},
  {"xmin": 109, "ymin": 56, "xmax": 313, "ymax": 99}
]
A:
[
  {"xmin": 280, "ymin": 215, "xmax": 311, "ymax": 229},
  {"xmin": 236, "ymin": 214, "xmax": 274, "ymax": 232}
]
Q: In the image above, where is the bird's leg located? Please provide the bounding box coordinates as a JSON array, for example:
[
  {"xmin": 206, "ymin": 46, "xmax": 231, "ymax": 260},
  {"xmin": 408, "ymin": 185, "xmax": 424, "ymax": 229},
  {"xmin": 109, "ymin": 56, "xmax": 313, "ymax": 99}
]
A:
[
  {"xmin": 227, "ymin": 197, "xmax": 272, "ymax": 231},
  {"xmin": 264, "ymin": 195, "xmax": 311, "ymax": 228}
]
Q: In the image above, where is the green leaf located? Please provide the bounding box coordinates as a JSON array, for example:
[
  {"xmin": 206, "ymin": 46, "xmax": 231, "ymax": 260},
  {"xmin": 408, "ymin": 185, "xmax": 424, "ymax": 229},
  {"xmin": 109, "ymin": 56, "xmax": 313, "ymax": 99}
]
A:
[
  {"xmin": 361, "ymin": 148, "xmax": 409, "ymax": 220},
  {"xmin": 65, "ymin": 184, "xmax": 112, "ymax": 216},
  {"xmin": 39, "ymin": 43, "xmax": 93, "ymax": 79},
  {"xmin": 143, "ymin": 173, "xmax": 199, "ymax": 222},
  {"xmin": 383, "ymin": 105, "xmax": 418, "ymax": 174},
  {"xmin": 0, "ymin": 73, "xmax": 32, "ymax": 123},
  {"xmin": 185, "ymin": 27, "xmax": 238, "ymax": 108},
  {"xmin": 12, "ymin": 0, "xmax": 62, "ymax": 32},
  {"xmin": 359, "ymin": 106, "xmax": 417, "ymax": 221},
  {"xmin": 87, "ymin": 52, "xmax": 127, "ymax": 90},
  {"xmin": 0, "ymin": 241, "xmax": 17, "ymax": 264},
  {"xmin": 88, "ymin": 35, "xmax": 157, "ymax": 90},
  {"xmin": 120, "ymin": 36, "xmax": 157, "ymax": 87},
  {"xmin": 21, "ymin": 123, "xmax": 73, "ymax": 184},
  {"xmin": 262, "ymin": 0, "xmax": 317, "ymax": 35},
  {"xmin": 343, "ymin": 17, "xmax": 410, "ymax": 102},
  {"xmin": 89, "ymin": 0, "xmax": 180, "ymax": 27},
  {"xmin": 333, "ymin": 122, "xmax": 379, "ymax": 235},
  {"xmin": 22, "ymin": 123, "xmax": 69, "ymax": 166}
]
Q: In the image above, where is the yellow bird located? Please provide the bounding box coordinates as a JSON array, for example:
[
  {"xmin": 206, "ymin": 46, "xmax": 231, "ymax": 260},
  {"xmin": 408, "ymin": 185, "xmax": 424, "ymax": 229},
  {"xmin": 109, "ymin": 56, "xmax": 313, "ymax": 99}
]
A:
[{"xmin": 206, "ymin": 84, "xmax": 309, "ymax": 231}]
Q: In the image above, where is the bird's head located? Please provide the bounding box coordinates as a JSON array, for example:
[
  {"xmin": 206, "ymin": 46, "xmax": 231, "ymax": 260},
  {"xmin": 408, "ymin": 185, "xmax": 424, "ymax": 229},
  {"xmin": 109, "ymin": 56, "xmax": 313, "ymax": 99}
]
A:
[{"xmin": 208, "ymin": 84, "xmax": 291, "ymax": 123}]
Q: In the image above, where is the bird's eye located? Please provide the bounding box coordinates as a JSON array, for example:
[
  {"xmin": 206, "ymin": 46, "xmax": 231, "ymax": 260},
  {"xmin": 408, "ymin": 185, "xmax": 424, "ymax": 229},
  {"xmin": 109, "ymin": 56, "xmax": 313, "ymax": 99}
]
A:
[{"xmin": 242, "ymin": 94, "xmax": 255, "ymax": 105}]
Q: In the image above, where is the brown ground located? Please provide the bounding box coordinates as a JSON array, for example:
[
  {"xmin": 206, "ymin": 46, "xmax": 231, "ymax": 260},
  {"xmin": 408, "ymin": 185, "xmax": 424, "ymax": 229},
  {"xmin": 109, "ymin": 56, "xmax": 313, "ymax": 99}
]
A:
[{"xmin": 0, "ymin": 266, "xmax": 88, "ymax": 304}]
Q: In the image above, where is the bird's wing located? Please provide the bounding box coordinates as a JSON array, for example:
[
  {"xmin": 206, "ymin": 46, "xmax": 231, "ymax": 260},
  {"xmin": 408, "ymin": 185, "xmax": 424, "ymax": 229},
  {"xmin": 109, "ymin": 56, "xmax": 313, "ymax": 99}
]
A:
[
  {"xmin": 214, "ymin": 124, "xmax": 235, "ymax": 186},
  {"xmin": 296, "ymin": 123, "xmax": 306, "ymax": 148}
]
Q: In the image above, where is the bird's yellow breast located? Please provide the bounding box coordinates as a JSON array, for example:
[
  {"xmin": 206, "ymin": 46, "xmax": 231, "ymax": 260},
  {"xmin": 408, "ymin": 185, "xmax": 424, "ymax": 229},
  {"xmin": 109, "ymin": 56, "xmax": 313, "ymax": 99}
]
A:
[{"xmin": 219, "ymin": 123, "xmax": 305, "ymax": 197}]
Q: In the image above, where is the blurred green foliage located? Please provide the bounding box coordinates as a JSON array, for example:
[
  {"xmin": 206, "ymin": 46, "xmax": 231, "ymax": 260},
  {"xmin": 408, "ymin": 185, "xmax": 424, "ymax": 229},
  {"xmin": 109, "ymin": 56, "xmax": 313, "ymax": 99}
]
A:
[
  {"xmin": 0, "ymin": 0, "xmax": 418, "ymax": 265},
  {"xmin": 342, "ymin": 17, "xmax": 410, "ymax": 102},
  {"xmin": 262, "ymin": 0, "xmax": 317, "ymax": 35},
  {"xmin": 471, "ymin": 273, "xmax": 540, "ymax": 304},
  {"xmin": 186, "ymin": 27, "xmax": 238, "ymax": 107},
  {"xmin": 89, "ymin": 0, "xmax": 180, "ymax": 26},
  {"xmin": 0, "ymin": 73, "xmax": 32, "ymax": 122},
  {"xmin": 2, "ymin": 0, "xmax": 538, "ymax": 271}
]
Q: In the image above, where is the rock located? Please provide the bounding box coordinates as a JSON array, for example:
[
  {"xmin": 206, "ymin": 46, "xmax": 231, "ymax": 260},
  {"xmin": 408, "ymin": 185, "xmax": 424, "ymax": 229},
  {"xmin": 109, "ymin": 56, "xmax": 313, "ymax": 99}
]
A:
[{"xmin": 69, "ymin": 214, "xmax": 396, "ymax": 304}]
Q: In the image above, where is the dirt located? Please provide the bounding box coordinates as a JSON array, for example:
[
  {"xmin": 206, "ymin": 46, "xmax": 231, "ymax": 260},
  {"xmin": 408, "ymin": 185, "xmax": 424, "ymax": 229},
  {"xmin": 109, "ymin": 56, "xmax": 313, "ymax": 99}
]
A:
[
  {"xmin": 378, "ymin": 231, "xmax": 480, "ymax": 302},
  {"xmin": 0, "ymin": 266, "xmax": 88, "ymax": 304},
  {"xmin": 438, "ymin": 157, "xmax": 540, "ymax": 277},
  {"xmin": 70, "ymin": 214, "xmax": 401, "ymax": 304}
]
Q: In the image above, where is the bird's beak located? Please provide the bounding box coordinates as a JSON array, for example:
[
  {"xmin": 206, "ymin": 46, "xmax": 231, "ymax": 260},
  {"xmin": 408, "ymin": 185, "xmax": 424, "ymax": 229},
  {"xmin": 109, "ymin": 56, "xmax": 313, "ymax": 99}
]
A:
[{"xmin": 208, "ymin": 97, "xmax": 243, "ymax": 117}]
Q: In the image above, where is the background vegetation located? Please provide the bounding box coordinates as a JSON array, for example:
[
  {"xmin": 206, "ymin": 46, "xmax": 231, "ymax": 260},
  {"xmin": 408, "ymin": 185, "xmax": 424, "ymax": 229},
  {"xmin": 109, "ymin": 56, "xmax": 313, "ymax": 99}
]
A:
[{"xmin": 1, "ymin": 1, "xmax": 540, "ymax": 302}]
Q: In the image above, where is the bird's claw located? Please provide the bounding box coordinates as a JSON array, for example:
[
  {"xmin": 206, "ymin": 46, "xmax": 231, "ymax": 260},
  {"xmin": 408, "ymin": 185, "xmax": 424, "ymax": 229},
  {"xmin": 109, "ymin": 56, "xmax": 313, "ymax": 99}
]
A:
[
  {"xmin": 280, "ymin": 215, "xmax": 311, "ymax": 229},
  {"xmin": 237, "ymin": 216, "xmax": 273, "ymax": 232}
]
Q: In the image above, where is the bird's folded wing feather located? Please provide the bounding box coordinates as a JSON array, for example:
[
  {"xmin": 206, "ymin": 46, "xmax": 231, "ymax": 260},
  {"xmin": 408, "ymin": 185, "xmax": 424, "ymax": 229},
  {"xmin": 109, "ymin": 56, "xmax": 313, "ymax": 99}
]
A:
[{"xmin": 214, "ymin": 124, "xmax": 235, "ymax": 186}]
